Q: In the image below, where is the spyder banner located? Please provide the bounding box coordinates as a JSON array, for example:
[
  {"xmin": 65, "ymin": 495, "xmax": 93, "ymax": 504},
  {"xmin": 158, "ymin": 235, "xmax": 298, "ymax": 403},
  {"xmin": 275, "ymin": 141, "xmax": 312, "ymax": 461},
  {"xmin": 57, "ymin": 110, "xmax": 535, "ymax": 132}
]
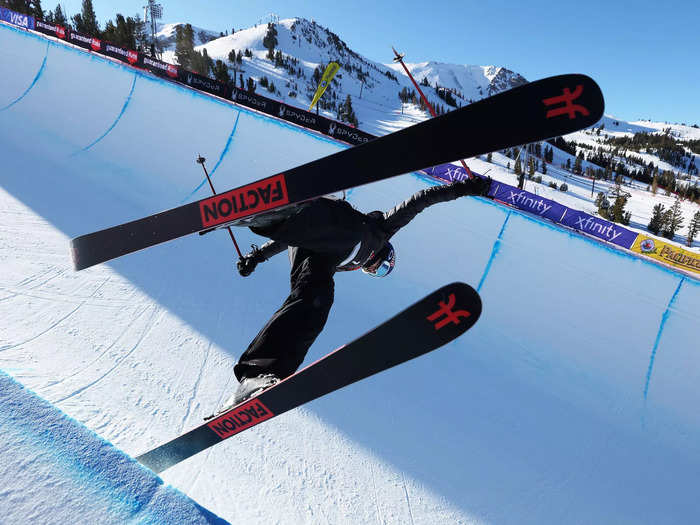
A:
[{"xmin": 179, "ymin": 70, "xmax": 230, "ymax": 99}]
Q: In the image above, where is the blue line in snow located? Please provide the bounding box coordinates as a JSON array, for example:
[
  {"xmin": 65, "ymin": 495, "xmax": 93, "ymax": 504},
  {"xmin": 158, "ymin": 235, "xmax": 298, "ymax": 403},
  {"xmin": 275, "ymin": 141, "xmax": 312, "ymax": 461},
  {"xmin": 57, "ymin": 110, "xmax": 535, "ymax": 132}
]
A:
[
  {"xmin": 0, "ymin": 41, "xmax": 49, "ymax": 112},
  {"xmin": 75, "ymin": 73, "xmax": 137, "ymax": 154},
  {"xmin": 180, "ymin": 110, "xmax": 241, "ymax": 204},
  {"xmin": 643, "ymin": 276, "xmax": 686, "ymax": 400},
  {"xmin": 477, "ymin": 211, "xmax": 511, "ymax": 292}
]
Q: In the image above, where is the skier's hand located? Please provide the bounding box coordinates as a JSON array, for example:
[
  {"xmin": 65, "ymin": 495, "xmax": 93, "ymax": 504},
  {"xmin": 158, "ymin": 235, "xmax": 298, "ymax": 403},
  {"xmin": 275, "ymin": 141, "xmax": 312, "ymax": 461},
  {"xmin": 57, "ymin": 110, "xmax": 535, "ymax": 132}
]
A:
[
  {"xmin": 237, "ymin": 245, "xmax": 265, "ymax": 277},
  {"xmin": 452, "ymin": 176, "xmax": 492, "ymax": 197}
]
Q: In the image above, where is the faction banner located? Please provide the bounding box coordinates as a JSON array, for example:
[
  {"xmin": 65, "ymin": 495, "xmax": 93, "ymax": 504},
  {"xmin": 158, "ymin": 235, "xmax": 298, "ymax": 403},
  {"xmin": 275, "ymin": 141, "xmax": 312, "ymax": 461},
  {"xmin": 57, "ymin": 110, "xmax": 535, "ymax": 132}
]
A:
[
  {"xmin": 632, "ymin": 235, "xmax": 700, "ymax": 275},
  {"xmin": 1, "ymin": 8, "xmax": 34, "ymax": 30}
]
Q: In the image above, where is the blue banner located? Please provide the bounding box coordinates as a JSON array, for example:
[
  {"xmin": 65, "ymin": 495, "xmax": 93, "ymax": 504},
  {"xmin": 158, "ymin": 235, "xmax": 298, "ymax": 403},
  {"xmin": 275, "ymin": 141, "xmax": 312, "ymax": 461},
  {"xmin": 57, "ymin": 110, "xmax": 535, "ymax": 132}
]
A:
[
  {"xmin": 491, "ymin": 182, "xmax": 566, "ymax": 222},
  {"xmin": 559, "ymin": 208, "xmax": 638, "ymax": 249},
  {"xmin": 1, "ymin": 8, "xmax": 35, "ymax": 30}
]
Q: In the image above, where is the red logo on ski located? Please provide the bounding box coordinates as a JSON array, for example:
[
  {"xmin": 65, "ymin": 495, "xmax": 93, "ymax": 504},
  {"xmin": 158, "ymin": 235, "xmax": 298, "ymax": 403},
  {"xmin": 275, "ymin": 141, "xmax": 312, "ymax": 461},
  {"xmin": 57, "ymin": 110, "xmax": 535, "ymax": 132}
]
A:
[
  {"xmin": 199, "ymin": 174, "xmax": 289, "ymax": 228},
  {"xmin": 426, "ymin": 293, "xmax": 471, "ymax": 330},
  {"xmin": 208, "ymin": 398, "xmax": 275, "ymax": 439},
  {"xmin": 542, "ymin": 85, "xmax": 590, "ymax": 120}
]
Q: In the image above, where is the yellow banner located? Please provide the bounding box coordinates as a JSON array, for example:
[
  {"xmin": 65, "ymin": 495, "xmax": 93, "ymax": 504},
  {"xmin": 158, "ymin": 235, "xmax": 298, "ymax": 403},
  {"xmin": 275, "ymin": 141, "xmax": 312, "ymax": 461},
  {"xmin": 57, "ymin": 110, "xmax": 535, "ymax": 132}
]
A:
[
  {"xmin": 309, "ymin": 62, "xmax": 340, "ymax": 111},
  {"xmin": 632, "ymin": 235, "xmax": 700, "ymax": 275}
]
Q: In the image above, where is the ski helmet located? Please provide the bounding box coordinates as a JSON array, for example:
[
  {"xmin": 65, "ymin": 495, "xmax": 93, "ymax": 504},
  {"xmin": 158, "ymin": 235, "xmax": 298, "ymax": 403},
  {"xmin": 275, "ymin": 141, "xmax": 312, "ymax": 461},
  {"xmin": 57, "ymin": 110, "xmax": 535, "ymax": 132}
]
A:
[{"xmin": 362, "ymin": 242, "xmax": 396, "ymax": 278}]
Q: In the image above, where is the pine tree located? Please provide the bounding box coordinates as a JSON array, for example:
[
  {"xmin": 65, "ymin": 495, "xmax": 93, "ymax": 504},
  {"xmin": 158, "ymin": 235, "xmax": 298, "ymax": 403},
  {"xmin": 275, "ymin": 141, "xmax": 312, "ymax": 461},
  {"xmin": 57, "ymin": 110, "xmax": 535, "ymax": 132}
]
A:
[
  {"xmin": 246, "ymin": 76, "xmax": 256, "ymax": 93},
  {"xmin": 661, "ymin": 197, "xmax": 684, "ymax": 240},
  {"xmin": 175, "ymin": 25, "xmax": 195, "ymax": 69},
  {"xmin": 514, "ymin": 156, "xmax": 522, "ymax": 176},
  {"xmin": 647, "ymin": 203, "xmax": 666, "ymax": 235},
  {"xmin": 52, "ymin": 3, "xmax": 67, "ymax": 26},
  {"xmin": 686, "ymin": 211, "xmax": 700, "ymax": 246},
  {"xmin": 263, "ymin": 23, "xmax": 278, "ymax": 60},
  {"xmin": 212, "ymin": 60, "xmax": 231, "ymax": 83},
  {"xmin": 610, "ymin": 196, "xmax": 631, "ymax": 225},
  {"xmin": 29, "ymin": 0, "xmax": 43, "ymax": 18},
  {"xmin": 487, "ymin": 152, "xmax": 492, "ymax": 163},
  {"xmin": 228, "ymin": 49, "xmax": 237, "ymax": 63},
  {"xmin": 72, "ymin": 0, "xmax": 99, "ymax": 36}
]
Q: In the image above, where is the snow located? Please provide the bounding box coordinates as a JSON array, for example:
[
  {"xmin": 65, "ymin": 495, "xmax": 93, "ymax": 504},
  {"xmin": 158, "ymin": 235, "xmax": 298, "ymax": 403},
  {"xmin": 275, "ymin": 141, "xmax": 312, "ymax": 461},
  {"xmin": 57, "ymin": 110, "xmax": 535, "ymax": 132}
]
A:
[{"xmin": 2, "ymin": 20, "xmax": 700, "ymax": 524}]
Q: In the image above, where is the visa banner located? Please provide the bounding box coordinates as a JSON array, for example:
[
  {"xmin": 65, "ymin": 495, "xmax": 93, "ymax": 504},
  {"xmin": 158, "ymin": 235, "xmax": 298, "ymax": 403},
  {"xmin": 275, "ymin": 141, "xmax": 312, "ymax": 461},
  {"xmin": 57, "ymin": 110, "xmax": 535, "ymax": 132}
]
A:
[
  {"xmin": 632, "ymin": 235, "xmax": 700, "ymax": 275},
  {"xmin": 1, "ymin": 8, "xmax": 35, "ymax": 30}
]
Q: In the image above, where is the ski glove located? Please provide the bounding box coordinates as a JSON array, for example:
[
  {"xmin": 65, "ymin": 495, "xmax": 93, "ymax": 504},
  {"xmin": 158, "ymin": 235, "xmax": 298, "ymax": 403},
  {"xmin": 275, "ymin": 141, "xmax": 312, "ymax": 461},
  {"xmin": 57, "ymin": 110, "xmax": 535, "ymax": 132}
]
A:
[
  {"xmin": 452, "ymin": 176, "xmax": 492, "ymax": 197},
  {"xmin": 237, "ymin": 245, "xmax": 265, "ymax": 277}
]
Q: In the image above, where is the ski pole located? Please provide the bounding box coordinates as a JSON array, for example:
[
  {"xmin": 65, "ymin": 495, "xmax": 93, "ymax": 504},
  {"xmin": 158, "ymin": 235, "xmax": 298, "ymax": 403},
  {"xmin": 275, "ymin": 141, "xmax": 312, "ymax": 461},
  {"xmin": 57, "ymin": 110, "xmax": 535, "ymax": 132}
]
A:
[
  {"xmin": 196, "ymin": 155, "xmax": 243, "ymax": 259},
  {"xmin": 392, "ymin": 46, "xmax": 475, "ymax": 179}
]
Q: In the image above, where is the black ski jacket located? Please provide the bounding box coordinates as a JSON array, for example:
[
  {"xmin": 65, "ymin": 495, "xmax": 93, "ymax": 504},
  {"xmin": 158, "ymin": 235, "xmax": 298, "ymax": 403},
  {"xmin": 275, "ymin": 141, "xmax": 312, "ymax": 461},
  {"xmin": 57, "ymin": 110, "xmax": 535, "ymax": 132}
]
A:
[{"xmin": 250, "ymin": 182, "xmax": 469, "ymax": 270}]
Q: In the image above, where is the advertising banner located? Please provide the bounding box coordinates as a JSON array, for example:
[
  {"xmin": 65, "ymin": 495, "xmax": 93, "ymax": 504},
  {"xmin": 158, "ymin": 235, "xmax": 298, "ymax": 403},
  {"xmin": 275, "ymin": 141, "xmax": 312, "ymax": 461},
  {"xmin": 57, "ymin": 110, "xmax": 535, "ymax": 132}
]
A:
[
  {"xmin": 491, "ymin": 182, "xmax": 567, "ymax": 223},
  {"xmin": 278, "ymin": 102, "xmax": 324, "ymax": 132},
  {"xmin": 143, "ymin": 56, "xmax": 178, "ymax": 79},
  {"xmin": 35, "ymin": 19, "xmax": 66, "ymax": 39},
  {"xmin": 231, "ymin": 87, "xmax": 280, "ymax": 115},
  {"xmin": 1, "ymin": 8, "xmax": 35, "ymax": 30},
  {"xmin": 103, "ymin": 43, "xmax": 140, "ymax": 66},
  {"xmin": 68, "ymin": 30, "xmax": 101, "ymax": 52},
  {"xmin": 559, "ymin": 208, "xmax": 638, "ymax": 249},
  {"xmin": 179, "ymin": 69, "xmax": 229, "ymax": 98},
  {"xmin": 423, "ymin": 164, "xmax": 471, "ymax": 182},
  {"xmin": 324, "ymin": 120, "xmax": 374, "ymax": 145},
  {"xmin": 632, "ymin": 235, "xmax": 700, "ymax": 275}
]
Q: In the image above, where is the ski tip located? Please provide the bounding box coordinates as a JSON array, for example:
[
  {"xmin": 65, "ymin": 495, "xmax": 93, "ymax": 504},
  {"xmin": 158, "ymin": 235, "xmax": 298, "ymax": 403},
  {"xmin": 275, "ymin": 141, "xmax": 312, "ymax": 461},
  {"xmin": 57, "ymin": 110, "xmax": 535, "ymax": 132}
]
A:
[{"xmin": 418, "ymin": 282, "xmax": 482, "ymax": 342}]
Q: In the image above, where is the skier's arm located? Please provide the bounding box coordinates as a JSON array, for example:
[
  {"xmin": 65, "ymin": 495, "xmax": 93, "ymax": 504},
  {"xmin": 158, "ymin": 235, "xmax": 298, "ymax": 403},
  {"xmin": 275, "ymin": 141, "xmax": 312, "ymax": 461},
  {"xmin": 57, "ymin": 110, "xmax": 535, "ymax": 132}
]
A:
[
  {"xmin": 382, "ymin": 177, "xmax": 491, "ymax": 237},
  {"xmin": 237, "ymin": 240, "xmax": 288, "ymax": 277}
]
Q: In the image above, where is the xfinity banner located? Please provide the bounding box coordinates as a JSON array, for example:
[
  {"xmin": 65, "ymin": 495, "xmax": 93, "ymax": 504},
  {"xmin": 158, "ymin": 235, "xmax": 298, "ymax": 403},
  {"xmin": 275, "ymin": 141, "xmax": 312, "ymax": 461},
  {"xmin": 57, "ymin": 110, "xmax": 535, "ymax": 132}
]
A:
[
  {"xmin": 491, "ymin": 182, "xmax": 567, "ymax": 223},
  {"xmin": 423, "ymin": 164, "xmax": 471, "ymax": 182},
  {"xmin": 560, "ymin": 208, "xmax": 638, "ymax": 249},
  {"xmin": 1, "ymin": 8, "xmax": 34, "ymax": 29}
]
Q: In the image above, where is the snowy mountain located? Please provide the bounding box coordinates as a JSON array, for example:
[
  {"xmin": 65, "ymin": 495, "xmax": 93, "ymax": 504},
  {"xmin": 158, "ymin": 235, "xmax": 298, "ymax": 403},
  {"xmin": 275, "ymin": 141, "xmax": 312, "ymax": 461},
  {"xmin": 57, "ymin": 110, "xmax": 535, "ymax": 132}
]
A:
[{"xmin": 160, "ymin": 17, "xmax": 528, "ymax": 136}]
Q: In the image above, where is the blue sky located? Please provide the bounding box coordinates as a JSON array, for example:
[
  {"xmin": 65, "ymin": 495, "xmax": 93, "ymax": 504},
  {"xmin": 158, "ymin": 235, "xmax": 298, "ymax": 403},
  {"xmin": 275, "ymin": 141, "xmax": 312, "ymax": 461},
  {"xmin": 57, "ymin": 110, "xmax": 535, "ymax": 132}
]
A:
[{"xmin": 54, "ymin": 0, "xmax": 699, "ymax": 125}]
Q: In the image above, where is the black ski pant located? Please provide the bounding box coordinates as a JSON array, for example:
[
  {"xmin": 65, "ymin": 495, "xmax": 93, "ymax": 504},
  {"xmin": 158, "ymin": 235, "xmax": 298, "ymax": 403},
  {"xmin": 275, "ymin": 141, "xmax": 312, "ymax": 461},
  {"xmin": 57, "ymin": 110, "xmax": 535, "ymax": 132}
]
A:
[{"xmin": 234, "ymin": 199, "xmax": 364, "ymax": 381}]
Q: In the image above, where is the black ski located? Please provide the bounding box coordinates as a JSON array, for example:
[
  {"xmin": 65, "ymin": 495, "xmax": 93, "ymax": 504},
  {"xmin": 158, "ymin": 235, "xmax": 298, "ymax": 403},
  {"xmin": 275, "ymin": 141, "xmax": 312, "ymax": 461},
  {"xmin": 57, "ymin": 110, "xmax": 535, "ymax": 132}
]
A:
[
  {"xmin": 72, "ymin": 74, "xmax": 604, "ymax": 270},
  {"xmin": 136, "ymin": 282, "xmax": 482, "ymax": 474}
]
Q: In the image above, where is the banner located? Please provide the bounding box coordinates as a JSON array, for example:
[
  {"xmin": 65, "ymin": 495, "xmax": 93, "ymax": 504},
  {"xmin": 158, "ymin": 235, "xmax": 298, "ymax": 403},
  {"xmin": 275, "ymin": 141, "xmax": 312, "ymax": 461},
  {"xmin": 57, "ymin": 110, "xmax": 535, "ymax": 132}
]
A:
[
  {"xmin": 35, "ymin": 19, "xmax": 66, "ymax": 39},
  {"xmin": 179, "ymin": 69, "xmax": 229, "ymax": 98},
  {"xmin": 68, "ymin": 30, "xmax": 101, "ymax": 52},
  {"xmin": 1, "ymin": 8, "xmax": 34, "ymax": 30},
  {"xmin": 103, "ymin": 43, "xmax": 140, "ymax": 66},
  {"xmin": 632, "ymin": 236, "xmax": 700, "ymax": 275},
  {"xmin": 423, "ymin": 164, "xmax": 470, "ymax": 182},
  {"xmin": 324, "ymin": 120, "xmax": 373, "ymax": 145},
  {"xmin": 278, "ymin": 102, "xmax": 323, "ymax": 130},
  {"xmin": 491, "ymin": 182, "xmax": 567, "ymax": 223},
  {"xmin": 559, "ymin": 208, "xmax": 638, "ymax": 249},
  {"xmin": 143, "ymin": 56, "xmax": 178, "ymax": 79},
  {"xmin": 309, "ymin": 62, "xmax": 340, "ymax": 111},
  {"xmin": 231, "ymin": 87, "xmax": 280, "ymax": 115}
]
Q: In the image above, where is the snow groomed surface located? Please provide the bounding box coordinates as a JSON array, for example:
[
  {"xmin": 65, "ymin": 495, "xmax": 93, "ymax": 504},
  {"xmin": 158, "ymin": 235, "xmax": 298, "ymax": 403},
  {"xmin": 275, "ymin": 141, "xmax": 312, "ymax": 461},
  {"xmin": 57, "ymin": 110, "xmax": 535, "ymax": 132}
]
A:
[
  {"xmin": 0, "ymin": 371, "xmax": 227, "ymax": 524},
  {"xmin": 2, "ymin": 20, "xmax": 700, "ymax": 524}
]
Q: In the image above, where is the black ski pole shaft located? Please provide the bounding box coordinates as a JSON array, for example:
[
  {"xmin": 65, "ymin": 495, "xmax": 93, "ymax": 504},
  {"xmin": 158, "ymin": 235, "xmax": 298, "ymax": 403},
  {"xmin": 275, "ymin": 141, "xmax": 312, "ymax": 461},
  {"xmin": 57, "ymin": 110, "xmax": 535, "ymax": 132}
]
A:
[{"xmin": 196, "ymin": 155, "xmax": 243, "ymax": 259}]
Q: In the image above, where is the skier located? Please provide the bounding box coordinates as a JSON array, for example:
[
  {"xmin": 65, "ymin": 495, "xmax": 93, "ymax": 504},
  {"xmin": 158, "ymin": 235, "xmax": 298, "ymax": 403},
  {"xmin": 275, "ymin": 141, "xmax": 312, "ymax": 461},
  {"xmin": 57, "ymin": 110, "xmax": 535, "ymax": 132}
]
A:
[{"xmin": 220, "ymin": 176, "xmax": 491, "ymax": 410}]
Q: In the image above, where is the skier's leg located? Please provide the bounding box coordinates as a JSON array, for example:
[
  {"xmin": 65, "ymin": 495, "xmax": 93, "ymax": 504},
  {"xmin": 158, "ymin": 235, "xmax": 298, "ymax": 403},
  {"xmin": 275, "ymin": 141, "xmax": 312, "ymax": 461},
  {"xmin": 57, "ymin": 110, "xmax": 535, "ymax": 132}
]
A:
[{"xmin": 234, "ymin": 248, "xmax": 336, "ymax": 381}]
